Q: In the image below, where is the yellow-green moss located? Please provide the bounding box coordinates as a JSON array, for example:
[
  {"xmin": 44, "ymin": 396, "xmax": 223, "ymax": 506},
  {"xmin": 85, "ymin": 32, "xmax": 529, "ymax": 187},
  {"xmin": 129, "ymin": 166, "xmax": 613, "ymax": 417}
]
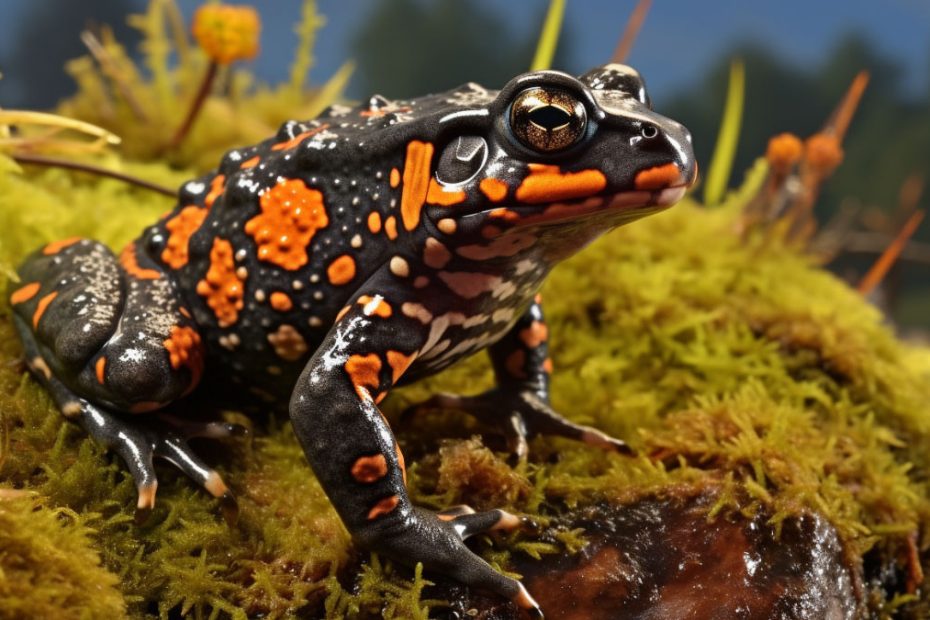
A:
[
  {"xmin": 0, "ymin": 495, "xmax": 126, "ymax": 619},
  {"xmin": 2, "ymin": 162, "xmax": 929, "ymax": 615},
  {"xmin": 1, "ymin": 2, "xmax": 928, "ymax": 616}
]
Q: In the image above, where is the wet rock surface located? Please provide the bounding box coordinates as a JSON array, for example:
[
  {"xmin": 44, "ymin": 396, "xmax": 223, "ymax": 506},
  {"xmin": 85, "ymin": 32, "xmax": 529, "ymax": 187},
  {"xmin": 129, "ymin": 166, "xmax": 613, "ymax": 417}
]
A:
[{"xmin": 429, "ymin": 496, "xmax": 861, "ymax": 619}]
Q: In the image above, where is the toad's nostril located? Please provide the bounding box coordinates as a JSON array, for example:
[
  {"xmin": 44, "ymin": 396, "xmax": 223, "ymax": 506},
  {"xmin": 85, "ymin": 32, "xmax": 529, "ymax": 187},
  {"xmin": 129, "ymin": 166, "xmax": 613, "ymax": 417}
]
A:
[{"xmin": 641, "ymin": 124, "xmax": 658, "ymax": 139}]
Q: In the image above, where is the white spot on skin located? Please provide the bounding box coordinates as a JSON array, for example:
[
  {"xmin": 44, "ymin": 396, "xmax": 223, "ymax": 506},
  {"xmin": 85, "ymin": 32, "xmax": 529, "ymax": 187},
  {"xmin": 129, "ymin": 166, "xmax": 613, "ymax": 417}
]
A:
[
  {"xmin": 185, "ymin": 181, "xmax": 206, "ymax": 195},
  {"xmin": 463, "ymin": 314, "xmax": 489, "ymax": 328},
  {"xmin": 308, "ymin": 316, "xmax": 323, "ymax": 327},
  {"xmin": 515, "ymin": 259, "xmax": 535, "ymax": 275},
  {"xmin": 402, "ymin": 302, "xmax": 432, "ymax": 324},
  {"xmin": 491, "ymin": 279, "xmax": 517, "ymax": 300},
  {"xmin": 310, "ymin": 274, "xmax": 321, "ymax": 283},
  {"xmin": 351, "ymin": 234, "xmax": 363, "ymax": 248},
  {"xmin": 219, "ymin": 333, "xmax": 241, "ymax": 351},
  {"xmin": 236, "ymin": 267, "xmax": 248, "ymax": 280},
  {"xmin": 255, "ymin": 289, "xmax": 266, "ymax": 302},
  {"xmin": 362, "ymin": 295, "xmax": 386, "ymax": 317},
  {"xmin": 492, "ymin": 308, "xmax": 515, "ymax": 323},
  {"xmin": 390, "ymin": 256, "xmax": 410, "ymax": 278}
]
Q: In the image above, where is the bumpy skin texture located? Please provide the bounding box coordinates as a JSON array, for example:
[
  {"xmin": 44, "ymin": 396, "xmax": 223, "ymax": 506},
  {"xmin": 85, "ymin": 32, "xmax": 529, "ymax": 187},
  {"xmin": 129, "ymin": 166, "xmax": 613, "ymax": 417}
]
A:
[{"xmin": 9, "ymin": 64, "xmax": 694, "ymax": 617}]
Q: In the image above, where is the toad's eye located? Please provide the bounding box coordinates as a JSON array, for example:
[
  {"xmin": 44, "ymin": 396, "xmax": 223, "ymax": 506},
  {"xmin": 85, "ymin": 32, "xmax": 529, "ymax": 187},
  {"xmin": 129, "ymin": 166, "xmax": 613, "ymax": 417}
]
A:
[{"xmin": 510, "ymin": 87, "xmax": 586, "ymax": 153}]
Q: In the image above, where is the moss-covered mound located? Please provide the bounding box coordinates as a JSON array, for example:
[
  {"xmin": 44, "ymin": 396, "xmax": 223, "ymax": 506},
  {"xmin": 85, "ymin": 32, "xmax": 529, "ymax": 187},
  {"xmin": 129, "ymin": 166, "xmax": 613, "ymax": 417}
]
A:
[
  {"xmin": 1, "ymin": 1, "xmax": 928, "ymax": 616},
  {"xmin": 0, "ymin": 156, "xmax": 928, "ymax": 617}
]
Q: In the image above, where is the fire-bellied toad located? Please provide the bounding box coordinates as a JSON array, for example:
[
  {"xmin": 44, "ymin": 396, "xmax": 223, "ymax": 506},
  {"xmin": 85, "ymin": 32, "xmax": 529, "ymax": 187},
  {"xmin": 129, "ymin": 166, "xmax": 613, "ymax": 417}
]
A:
[{"xmin": 9, "ymin": 63, "xmax": 695, "ymax": 617}]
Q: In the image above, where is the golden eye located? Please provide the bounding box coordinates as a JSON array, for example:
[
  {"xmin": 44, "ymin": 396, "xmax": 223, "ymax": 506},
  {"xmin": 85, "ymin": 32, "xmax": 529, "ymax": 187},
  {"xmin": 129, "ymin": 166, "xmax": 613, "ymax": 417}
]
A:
[{"xmin": 510, "ymin": 87, "xmax": 586, "ymax": 153}]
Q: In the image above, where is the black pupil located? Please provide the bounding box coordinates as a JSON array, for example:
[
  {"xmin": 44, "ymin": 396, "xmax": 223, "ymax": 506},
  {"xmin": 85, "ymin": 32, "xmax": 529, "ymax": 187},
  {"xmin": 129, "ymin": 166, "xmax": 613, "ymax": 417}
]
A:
[{"xmin": 528, "ymin": 105, "xmax": 571, "ymax": 130}]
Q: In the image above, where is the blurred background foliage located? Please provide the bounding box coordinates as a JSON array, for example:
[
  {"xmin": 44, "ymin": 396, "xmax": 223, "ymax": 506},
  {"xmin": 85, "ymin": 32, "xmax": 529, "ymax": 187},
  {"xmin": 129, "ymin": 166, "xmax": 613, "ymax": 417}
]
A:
[{"xmin": 0, "ymin": 0, "xmax": 927, "ymax": 329}]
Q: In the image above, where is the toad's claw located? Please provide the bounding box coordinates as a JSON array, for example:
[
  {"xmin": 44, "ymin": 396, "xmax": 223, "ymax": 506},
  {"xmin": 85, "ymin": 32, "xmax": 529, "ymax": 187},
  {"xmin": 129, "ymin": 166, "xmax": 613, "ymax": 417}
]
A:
[{"xmin": 515, "ymin": 583, "xmax": 544, "ymax": 619}]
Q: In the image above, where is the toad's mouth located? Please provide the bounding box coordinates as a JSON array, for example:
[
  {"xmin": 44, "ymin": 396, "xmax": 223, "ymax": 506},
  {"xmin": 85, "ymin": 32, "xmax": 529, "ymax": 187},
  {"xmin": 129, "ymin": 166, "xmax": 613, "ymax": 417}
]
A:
[{"xmin": 464, "ymin": 184, "xmax": 688, "ymax": 230}]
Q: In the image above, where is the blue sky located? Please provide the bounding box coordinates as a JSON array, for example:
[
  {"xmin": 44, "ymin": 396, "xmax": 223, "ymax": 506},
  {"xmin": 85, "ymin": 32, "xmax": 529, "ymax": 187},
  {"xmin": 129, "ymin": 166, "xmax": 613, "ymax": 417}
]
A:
[{"xmin": 0, "ymin": 1, "xmax": 927, "ymax": 102}]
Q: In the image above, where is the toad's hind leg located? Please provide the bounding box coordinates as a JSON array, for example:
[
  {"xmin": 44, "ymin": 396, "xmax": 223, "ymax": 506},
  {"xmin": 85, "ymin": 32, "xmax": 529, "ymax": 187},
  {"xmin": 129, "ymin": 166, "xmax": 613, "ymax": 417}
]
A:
[{"xmin": 8, "ymin": 238, "xmax": 236, "ymax": 521}]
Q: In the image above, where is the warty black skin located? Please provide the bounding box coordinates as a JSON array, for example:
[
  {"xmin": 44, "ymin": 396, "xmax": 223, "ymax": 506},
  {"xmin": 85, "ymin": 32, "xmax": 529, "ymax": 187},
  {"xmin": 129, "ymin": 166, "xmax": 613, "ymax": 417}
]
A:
[{"xmin": 8, "ymin": 63, "xmax": 695, "ymax": 617}]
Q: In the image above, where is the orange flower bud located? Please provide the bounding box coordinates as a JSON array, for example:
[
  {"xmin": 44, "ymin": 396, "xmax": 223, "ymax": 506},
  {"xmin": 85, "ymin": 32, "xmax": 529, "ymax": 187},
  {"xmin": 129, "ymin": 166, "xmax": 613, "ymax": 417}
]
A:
[
  {"xmin": 804, "ymin": 133, "xmax": 843, "ymax": 177},
  {"xmin": 192, "ymin": 4, "xmax": 261, "ymax": 65},
  {"xmin": 765, "ymin": 133, "xmax": 803, "ymax": 175}
]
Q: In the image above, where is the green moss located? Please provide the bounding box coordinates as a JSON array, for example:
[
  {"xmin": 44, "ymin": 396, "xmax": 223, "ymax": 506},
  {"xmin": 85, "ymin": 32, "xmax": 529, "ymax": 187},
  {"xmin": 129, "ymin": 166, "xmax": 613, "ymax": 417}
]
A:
[
  {"xmin": 0, "ymin": 495, "xmax": 126, "ymax": 619},
  {"xmin": 2, "ymin": 163, "xmax": 929, "ymax": 616},
  {"xmin": 1, "ymin": 2, "xmax": 928, "ymax": 617}
]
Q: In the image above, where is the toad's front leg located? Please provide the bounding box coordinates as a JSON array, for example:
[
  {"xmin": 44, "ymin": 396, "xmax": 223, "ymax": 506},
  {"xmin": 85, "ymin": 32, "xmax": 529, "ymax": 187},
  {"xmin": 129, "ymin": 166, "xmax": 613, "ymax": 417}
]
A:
[
  {"xmin": 412, "ymin": 296, "xmax": 631, "ymax": 461},
  {"xmin": 288, "ymin": 287, "xmax": 542, "ymax": 618}
]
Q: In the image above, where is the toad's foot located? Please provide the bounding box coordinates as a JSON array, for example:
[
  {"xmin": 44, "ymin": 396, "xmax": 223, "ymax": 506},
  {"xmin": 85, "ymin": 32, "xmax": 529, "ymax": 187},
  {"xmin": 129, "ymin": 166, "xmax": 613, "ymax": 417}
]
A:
[
  {"xmin": 358, "ymin": 506, "xmax": 542, "ymax": 619},
  {"xmin": 407, "ymin": 388, "xmax": 632, "ymax": 462}
]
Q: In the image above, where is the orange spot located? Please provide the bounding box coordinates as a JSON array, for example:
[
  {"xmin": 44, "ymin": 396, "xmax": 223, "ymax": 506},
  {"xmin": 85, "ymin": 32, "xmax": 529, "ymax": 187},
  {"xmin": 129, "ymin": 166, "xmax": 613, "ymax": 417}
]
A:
[
  {"xmin": 515, "ymin": 165, "xmax": 607, "ymax": 203},
  {"xmin": 119, "ymin": 243, "xmax": 160, "ymax": 280},
  {"xmin": 479, "ymin": 178, "xmax": 508, "ymax": 202},
  {"xmin": 162, "ymin": 206, "xmax": 209, "ymax": 269},
  {"xmin": 400, "ymin": 141, "xmax": 434, "ymax": 230},
  {"xmin": 205, "ymin": 175, "xmax": 226, "ymax": 208},
  {"xmin": 245, "ymin": 178, "xmax": 329, "ymax": 271},
  {"xmin": 179, "ymin": 307, "xmax": 192, "ymax": 319},
  {"xmin": 271, "ymin": 124, "xmax": 329, "ymax": 151},
  {"xmin": 426, "ymin": 179, "xmax": 466, "ymax": 206},
  {"xmin": 240, "ymin": 155, "xmax": 260, "ymax": 169},
  {"xmin": 163, "ymin": 325, "xmax": 204, "ymax": 387},
  {"xmin": 32, "ymin": 292, "xmax": 57, "ymax": 329},
  {"xmin": 489, "ymin": 208, "xmax": 520, "ymax": 222},
  {"xmin": 327, "ymin": 255, "xmax": 356, "ymax": 286},
  {"xmin": 270, "ymin": 291, "xmax": 293, "ymax": 311},
  {"xmin": 389, "ymin": 167, "xmax": 400, "ymax": 188},
  {"xmin": 505, "ymin": 349, "xmax": 526, "ymax": 379},
  {"xmin": 95, "ymin": 357, "xmax": 107, "ymax": 385},
  {"xmin": 634, "ymin": 163, "xmax": 681, "ymax": 191},
  {"xmin": 345, "ymin": 353, "xmax": 382, "ymax": 401},
  {"xmin": 543, "ymin": 357, "xmax": 554, "ymax": 374},
  {"xmin": 396, "ymin": 443, "xmax": 407, "ymax": 486},
  {"xmin": 351, "ymin": 454, "xmax": 388, "ymax": 483},
  {"xmin": 367, "ymin": 495, "xmax": 400, "ymax": 520},
  {"xmin": 519, "ymin": 321, "xmax": 548, "ymax": 349},
  {"xmin": 10, "ymin": 282, "xmax": 40, "ymax": 305},
  {"xmin": 195, "ymin": 238, "xmax": 245, "ymax": 328},
  {"xmin": 367, "ymin": 211, "xmax": 382, "ymax": 234},
  {"xmin": 386, "ymin": 350, "xmax": 416, "ymax": 383},
  {"xmin": 335, "ymin": 305, "xmax": 352, "ymax": 322},
  {"xmin": 42, "ymin": 237, "xmax": 81, "ymax": 256},
  {"xmin": 384, "ymin": 216, "xmax": 398, "ymax": 240},
  {"xmin": 358, "ymin": 295, "xmax": 392, "ymax": 318}
]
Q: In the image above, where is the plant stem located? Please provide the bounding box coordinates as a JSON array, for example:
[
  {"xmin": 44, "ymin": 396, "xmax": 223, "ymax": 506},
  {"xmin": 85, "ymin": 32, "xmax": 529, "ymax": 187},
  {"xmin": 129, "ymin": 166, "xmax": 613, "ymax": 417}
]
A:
[
  {"xmin": 170, "ymin": 61, "xmax": 218, "ymax": 149},
  {"xmin": 12, "ymin": 153, "xmax": 175, "ymax": 197}
]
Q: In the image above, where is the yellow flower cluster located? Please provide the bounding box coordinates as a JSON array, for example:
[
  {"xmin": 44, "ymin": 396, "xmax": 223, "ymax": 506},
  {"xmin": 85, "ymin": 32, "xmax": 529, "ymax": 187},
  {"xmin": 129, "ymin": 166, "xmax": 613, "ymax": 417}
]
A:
[{"xmin": 192, "ymin": 4, "xmax": 260, "ymax": 65}]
